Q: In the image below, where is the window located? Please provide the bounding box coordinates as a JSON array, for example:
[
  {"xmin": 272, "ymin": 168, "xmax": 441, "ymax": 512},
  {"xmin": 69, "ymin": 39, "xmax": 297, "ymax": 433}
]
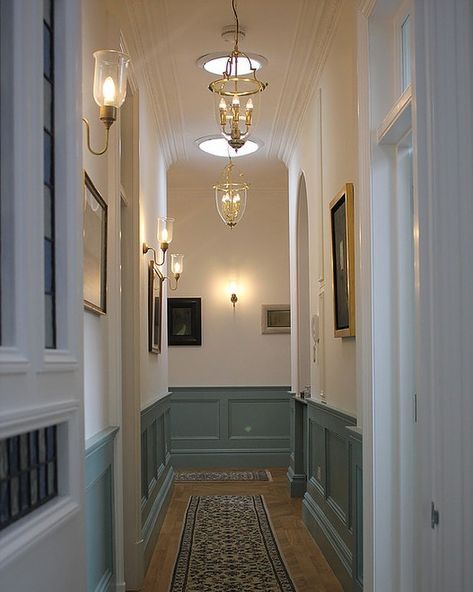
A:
[
  {"xmin": 43, "ymin": 0, "xmax": 57, "ymax": 348},
  {"xmin": 400, "ymin": 14, "xmax": 411, "ymax": 92}
]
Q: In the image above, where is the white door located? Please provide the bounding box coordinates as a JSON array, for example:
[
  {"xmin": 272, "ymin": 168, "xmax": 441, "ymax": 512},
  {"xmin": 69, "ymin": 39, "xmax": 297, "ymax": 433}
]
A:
[{"xmin": 0, "ymin": 1, "xmax": 86, "ymax": 590}]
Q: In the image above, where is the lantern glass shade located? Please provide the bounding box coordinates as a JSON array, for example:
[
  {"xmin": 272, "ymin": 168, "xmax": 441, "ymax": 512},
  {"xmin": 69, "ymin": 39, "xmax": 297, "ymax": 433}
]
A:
[
  {"xmin": 93, "ymin": 50, "xmax": 130, "ymax": 108},
  {"xmin": 171, "ymin": 254, "xmax": 184, "ymax": 276},
  {"xmin": 157, "ymin": 217, "xmax": 174, "ymax": 244},
  {"xmin": 215, "ymin": 183, "xmax": 247, "ymax": 228}
]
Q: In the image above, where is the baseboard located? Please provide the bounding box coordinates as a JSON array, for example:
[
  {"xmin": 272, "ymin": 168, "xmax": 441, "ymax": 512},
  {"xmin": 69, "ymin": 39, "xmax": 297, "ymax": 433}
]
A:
[
  {"xmin": 94, "ymin": 570, "xmax": 113, "ymax": 592},
  {"xmin": 142, "ymin": 466, "xmax": 174, "ymax": 567},
  {"xmin": 302, "ymin": 493, "xmax": 352, "ymax": 592},
  {"xmin": 287, "ymin": 466, "xmax": 307, "ymax": 497},
  {"xmin": 171, "ymin": 450, "xmax": 290, "ymax": 468}
]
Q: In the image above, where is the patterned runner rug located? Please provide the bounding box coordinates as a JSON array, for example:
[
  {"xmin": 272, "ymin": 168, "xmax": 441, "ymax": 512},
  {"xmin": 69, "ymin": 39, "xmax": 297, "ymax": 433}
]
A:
[
  {"xmin": 169, "ymin": 495, "xmax": 296, "ymax": 592},
  {"xmin": 174, "ymin": 469, "xmax": 272, "ymax": 482}
]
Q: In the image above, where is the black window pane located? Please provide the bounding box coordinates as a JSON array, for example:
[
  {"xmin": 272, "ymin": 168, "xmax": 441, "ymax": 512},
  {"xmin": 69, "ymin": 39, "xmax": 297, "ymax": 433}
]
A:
[
  {"xmin": 0, "ymin": 427, "xmax": 58, "ymax": 531},
  {"xmin": 45, "ymin": 294, "xmax": 55, "ymax": 349},
  {"xmin": 43, "ymin": 131, "xmax": 52, "ymax": 186},
  {"xmin": 44, "ymin": 79, "xmax": 52, "ymax": 132},
  {"xmin": 44, "ymin": 238, "xmax": 53, "ymax": 293},
  {"xmin": 43, "ymin": 25, "xmax": 52, "ymax": 80}
]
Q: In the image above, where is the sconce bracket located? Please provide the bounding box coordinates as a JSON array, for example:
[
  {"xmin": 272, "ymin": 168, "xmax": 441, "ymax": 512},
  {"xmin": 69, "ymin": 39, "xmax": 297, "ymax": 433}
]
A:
[
  {"xmin": 99, "ymin": 105, "xmax": 118, "ymax": 130},
  {"xmin": 231, "ymin": 293, "xmax": 238, "ymax": 308}
]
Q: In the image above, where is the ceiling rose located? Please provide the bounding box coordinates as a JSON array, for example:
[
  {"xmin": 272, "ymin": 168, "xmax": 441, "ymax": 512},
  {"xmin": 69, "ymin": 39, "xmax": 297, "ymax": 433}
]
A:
[
  {"xmin": 196, "ymin": 136, "xmax": 261, "ymax": 158},
  {"xmin": 197, "ymin": 52, "xmax": 267, "ymax": 76}
]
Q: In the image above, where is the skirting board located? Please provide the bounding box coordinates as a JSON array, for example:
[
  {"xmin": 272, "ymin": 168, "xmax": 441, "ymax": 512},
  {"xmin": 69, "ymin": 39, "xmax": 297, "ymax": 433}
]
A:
[
  {"xmin": 287, "ymin": 466, "xmax": 307, "ymax": 497},
  {"xmin": 143, "ymin": 467, "xmax": 174, "ymax": 568},
  {"xmin": 302, "ymin": 494, "xmax": 353, "ymax": 592},
  {"xmin": 171, "ymin": 450, "xmax": 290, "ymax": 468}
]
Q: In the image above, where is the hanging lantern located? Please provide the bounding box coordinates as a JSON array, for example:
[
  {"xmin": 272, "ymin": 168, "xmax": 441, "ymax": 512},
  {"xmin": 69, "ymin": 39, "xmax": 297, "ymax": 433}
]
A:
[{"xmin": 213, "ymin": 159, "xmax": 249, "ymax": 228}]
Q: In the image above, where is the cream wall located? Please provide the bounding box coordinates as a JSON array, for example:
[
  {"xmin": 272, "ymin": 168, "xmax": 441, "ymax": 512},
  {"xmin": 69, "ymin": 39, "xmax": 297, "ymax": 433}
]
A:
[
  {"xmin": 288, "ymin": 0, "xmax": 358, "ymax": 415},
  {"xmin": 167, "ymin": 184, "xmax": 291, "ymax": 387}
]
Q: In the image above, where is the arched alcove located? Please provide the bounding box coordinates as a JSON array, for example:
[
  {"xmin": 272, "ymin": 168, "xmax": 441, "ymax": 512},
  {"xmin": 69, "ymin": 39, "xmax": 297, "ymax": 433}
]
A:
[{"xmin": 296, "ymin": 173, "xmax": 311, "ymax": 394}]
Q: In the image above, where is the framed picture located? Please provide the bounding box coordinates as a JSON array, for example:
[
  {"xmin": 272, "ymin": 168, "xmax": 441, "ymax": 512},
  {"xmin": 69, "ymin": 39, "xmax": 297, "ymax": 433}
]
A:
[
  {"xmin": 168, "ymin": 298, "xmax": 202, "ymax": 346},
  {"xmin": 148, "ymin": 261, "xmax": 164, "ymax": 354},
  {"xmin": 329, "ymin": 183, "xmax": 355, "ymax": 337},
  {"xmin": 261, "ymin": 304, "xmax": 291, "ymax": 334},
  {"xmin": 83, "ymin": 172, "xmax": 107, "ymax": 314}
]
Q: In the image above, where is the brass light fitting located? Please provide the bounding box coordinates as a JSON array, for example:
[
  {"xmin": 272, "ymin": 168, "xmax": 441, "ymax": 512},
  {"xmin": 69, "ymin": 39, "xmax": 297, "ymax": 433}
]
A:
[
  {"xmin": 143, "ymin": 217, "xmax": 184, "ymax": 291},
  {"xmin": 83, "ymin": 50, "xmax": 130, "ymax": 156},
  {"xmin": 213, "ymin": 158, "xmax": 249, "ymax": 228},
  {"xmin": 209, "ymin": 0, "xmax": 268, "ymax": 151}
]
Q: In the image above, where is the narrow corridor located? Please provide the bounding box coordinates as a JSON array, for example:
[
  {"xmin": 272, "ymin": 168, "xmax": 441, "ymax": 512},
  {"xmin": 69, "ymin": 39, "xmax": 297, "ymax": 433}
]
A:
[{"xmin": 143, "ymin": 469, "xmax": 343, "ymax": 592}]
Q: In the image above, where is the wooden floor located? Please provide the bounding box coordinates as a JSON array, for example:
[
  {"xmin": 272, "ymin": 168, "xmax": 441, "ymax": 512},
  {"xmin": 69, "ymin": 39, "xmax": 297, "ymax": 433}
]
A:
[{"xmin": 143, "ymin": 468, "xmax": 343, "ymax": 592}]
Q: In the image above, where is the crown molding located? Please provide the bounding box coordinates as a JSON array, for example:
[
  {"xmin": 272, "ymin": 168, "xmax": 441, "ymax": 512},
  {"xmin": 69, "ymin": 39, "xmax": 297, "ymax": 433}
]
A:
[
  {"xmin": 267, "ymin": 0, "xmax": 342, "ymax": 165},
  {"xmin": 168, "ymin": 187, "xmax": 288, "ymax": 201},
  {"xmin": 123, "ymin": 0, "xmax": 187, "ymax": 167},
  {"xmin": 359, "ymin": 0, "xmax": 377, "ymax": 18}
]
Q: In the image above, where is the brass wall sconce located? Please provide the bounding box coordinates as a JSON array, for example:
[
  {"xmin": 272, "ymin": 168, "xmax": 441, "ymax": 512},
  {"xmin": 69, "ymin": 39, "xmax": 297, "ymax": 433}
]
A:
[
  {"xmin": 143, "ymin": 217, "xmax": 183, "ymax": 290},
  {"xmin": 83, "ymin": 50, "xmax": 130, "ymax": 155},
  {"xmin": 231, "ymin": 293, "xmax": 238, "ymax": 308}
]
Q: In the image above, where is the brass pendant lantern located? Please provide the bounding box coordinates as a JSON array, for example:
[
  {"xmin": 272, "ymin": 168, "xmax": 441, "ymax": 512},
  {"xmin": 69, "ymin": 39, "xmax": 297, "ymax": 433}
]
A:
[
  {"xmin": 209, "ymin": 0, "xmax": 268, "ymax": 151},
  {"xmin": 213, "ymin": 159, "xmax": 249, "ymax": 228}
]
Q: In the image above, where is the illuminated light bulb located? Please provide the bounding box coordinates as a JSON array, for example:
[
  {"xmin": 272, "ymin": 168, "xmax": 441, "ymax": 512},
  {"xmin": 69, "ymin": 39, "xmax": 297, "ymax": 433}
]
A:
[
  {"xmin": 232, "ymin": 95, "xmax": 240, "ymax": 107},
  {"xmin": 223, "ymin": 193, "xmax": 231, "ymax": 203},
  {"xmin": 161, "ymin": 228, "xmax": 169, "ymax": 242},
  {"xmin": 234, "ymin": 193, "xmax": 241, "ymax": 202},
  {"xmin": 102, "ymin": 76, "xmax": 116, "ymax": 106},
  {"xmin": 219, "ymin": 97, "xmax": 227, "ymax": 111},
  {"xmin": 246, "ymin": 98, "xmax": 253, "ymax": 110},
  {"xmin": 173, "ymin": 261, "xmax": 182, "ymax": 274}
]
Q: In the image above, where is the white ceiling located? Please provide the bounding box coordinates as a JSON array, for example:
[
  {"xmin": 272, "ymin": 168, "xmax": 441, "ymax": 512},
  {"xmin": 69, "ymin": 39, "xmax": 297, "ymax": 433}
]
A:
[{"xmin": 120, "ymin": 0, "xmax": 341, "ymax": 188}]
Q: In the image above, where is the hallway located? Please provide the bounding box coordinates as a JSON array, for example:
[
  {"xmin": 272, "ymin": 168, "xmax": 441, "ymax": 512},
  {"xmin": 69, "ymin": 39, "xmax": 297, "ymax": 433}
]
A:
[{"xmin": 143, "ymin": 469, "xmax": 343, "ymax": 592}]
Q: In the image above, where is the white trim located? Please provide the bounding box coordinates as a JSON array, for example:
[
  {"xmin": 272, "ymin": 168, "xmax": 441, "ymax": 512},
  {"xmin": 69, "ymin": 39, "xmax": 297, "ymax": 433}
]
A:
[
  {"xmin": 377, "ymin": 86, "xmax": 412, "ymax": 144},
  {"xmin": 0, "ymin": 399, "xmax": 80, "ymax": 438},
  {"xmin": 0, "ymin": 497, "xmax": 80, "ymax": 570}
]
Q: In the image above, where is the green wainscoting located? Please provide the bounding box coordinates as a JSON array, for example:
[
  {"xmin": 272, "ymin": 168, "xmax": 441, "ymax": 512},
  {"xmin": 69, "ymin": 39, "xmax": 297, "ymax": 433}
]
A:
[
  {"xmin": 140, "ymin": 394, "xmax": 174, "ymax": 567},
  {"xmin": 290, "ymin": 399, "xmax": 363, "ymax": 592},
  {"xmin": 85, "ymin": 426, "xmax": 119, "ymax": 592},
  {"xmin": 170, "ymin": 387, "xmax": 291, "ymax": 468}
]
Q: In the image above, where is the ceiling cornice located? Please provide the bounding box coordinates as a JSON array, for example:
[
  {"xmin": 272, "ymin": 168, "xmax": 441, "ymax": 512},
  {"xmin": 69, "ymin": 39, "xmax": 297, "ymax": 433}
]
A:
[
  {"xmin": 267, "ymin": 0, "xmax": 342, "ymax": 165},
  {"xmin": 124, "ymin": 0, "xmax": 187, "ymax": 167}
]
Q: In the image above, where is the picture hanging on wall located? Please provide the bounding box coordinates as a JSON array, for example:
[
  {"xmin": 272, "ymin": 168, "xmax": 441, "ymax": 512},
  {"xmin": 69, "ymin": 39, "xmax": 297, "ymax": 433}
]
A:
[
  {"xmin": 148, "ymin": 261, "xmax": 164, "ymax": 354},
  {"xmin": 329, "ymin": 183, "xmax": 355, "ymax": 338},
  {"xmin": 261, "ymin": 304, "xmax": 291, "ymax": 334},
  {"xmin": 167, "ymin": 298, "xmax": 202, "ymax": 346},
  {"xmin": 330, "ymin": 183, "xmax": 355, "ymax": 337},
  {"xmin": 83, "ymin": 171, "xmax": 107, "ymax": 314}
]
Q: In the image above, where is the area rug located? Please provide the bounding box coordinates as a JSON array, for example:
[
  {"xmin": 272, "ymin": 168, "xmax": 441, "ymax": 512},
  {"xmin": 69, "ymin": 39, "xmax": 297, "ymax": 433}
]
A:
[
  {"xmin": 169, "ymin": 495, "xmax": 296, "ymax": 592},
  {"xmin": 174, "ymin": 469, "xmax": 272, "ymax": 482}
]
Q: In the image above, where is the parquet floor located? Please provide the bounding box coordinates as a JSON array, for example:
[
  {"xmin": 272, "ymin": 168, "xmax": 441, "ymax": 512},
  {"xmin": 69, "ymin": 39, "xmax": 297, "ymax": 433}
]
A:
[{"xmin": 143, "ymin": 468, "xmax": 344, "ymax": 592}]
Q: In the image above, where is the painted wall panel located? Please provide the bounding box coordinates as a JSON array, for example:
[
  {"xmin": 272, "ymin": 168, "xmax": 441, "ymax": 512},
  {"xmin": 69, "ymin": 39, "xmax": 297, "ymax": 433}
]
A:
[
  {"xmin": 171, "ymin": 400, "xmax": 220, "ymax": 440},
  {"xmin": 171, "ymin": 387, "xmax": 291, "ymax": 467}
]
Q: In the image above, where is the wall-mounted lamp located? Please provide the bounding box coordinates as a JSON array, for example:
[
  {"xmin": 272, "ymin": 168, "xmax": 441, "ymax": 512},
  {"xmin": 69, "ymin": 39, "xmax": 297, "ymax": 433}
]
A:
[
  {"xmin": 143, "ymin": 217, "xmax": 174, "ymax": 266},
  {"xmin": 83, "ymin": 50, "xmax": 130, "ymax": 156},
  {"xmin": 230, "ymin": 293, "xmax": 238, "ymax": 308},
  {"xmin": 227, "ymin": 280, "xmax": 238, "ymax": 308},
  {"xmin": 143, "ymin": 218, "xmax": 183, "ymax": 290}
]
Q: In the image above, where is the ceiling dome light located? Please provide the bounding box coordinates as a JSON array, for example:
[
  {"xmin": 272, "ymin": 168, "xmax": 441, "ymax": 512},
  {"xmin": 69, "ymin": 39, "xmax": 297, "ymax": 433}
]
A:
[
  {"xmin": 197, "ymin": 136, "xmax": 261, "ymax": 158},
  {"xmin": 197, "ymin": 53, "xmax": 266, "ymax": 76}
]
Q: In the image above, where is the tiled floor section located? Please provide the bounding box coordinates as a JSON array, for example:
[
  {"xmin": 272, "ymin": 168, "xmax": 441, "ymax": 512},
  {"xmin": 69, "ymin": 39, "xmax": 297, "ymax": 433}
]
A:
[{"xmin": 143, "ymin": 468, "xmax": 343, "ymax": 592}]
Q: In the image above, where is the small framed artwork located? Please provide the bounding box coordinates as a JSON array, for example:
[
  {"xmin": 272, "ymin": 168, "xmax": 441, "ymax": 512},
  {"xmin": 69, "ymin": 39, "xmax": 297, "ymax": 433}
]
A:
[
  {"xmin": 83, "ymin": 172, "xmax": 107, "ymax": 314},
  {"xmin": 168, "ymin": 298, "xmax": 202, "ymax": 346},
  {"xmin": 261, "ymin": 304, "xmax": 291, "ymax": 334},
  {"xmin": 148, "ymin": 261, "xmax": 164, "ymax": 354},
  {"xmin": 329, "ymin": 183, "xmax": 355, "ymax": 337}
]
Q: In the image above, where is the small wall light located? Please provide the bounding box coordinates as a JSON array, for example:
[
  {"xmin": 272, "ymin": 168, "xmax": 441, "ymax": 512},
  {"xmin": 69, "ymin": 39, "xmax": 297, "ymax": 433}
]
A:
[
  {"xmin": 143, "ymin": 218, "xmax": 183, "ymax": 290},
  {"xmin": 228, "ymin": 280, "xmax": 238, "ymax": 308},
  {"xmin": 83, "ymin": 50, "xmax": 130, "ymax": 155}
]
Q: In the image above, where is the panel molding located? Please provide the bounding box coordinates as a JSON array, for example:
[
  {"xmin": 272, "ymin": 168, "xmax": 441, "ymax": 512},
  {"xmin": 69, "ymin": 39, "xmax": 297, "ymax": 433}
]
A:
[{"xmin": 170, "ymin": 387, "xmax": 291, "ymax": 468}]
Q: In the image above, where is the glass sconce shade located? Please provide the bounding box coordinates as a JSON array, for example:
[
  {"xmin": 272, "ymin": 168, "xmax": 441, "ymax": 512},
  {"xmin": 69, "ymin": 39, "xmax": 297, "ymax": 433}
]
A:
[
  {"xmin": 93, "ymin": 50, "xmax": 130, "ymax": 109},
  {"xmin": 171, "ymin": 254, "xmax": 184, "ymax": 276},
  {"xmin": 157, "ymin": 217, "xmax": 174, "ymax": 245}
]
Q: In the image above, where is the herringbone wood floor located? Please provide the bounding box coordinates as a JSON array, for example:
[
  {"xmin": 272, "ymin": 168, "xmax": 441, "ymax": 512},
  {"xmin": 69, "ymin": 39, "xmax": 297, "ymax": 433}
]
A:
[{"xmin": 143, "ymin": 468, "xmax": 344, "ymax": 592}]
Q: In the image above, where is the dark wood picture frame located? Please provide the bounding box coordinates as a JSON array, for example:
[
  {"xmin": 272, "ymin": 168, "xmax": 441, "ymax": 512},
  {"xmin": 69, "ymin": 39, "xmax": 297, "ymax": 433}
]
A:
[
  {"xmin": 148, "ymin": 261, "xmax": 163, "ymax": 354},
  {"xmin": 83, "ymin": 171, "xmax": 107, "ymax": 314},
  {"xmin": 329, "ymin": 183, "xmax": 355, "ymax": 337},
  {"xmin": 167, "ymin": 298, "xmax": 202, "ymax": 346}
]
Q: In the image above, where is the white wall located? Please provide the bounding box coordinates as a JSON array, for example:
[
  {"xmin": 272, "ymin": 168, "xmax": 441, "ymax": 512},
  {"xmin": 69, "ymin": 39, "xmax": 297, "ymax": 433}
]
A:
[
  {"xmin": 167, "ymin": 183, "xmax": 291, "ymax": 387},
  {"xmin": 288, "ymin": 0, "xmax": 358, "ymax": 415}
]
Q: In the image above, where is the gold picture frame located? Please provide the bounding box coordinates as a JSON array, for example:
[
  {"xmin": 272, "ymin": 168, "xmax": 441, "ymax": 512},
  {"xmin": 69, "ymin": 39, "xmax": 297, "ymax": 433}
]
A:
[
  {"xmin": 148, "ymin": 261, "xmax": 164, "ymax": 354},
  {"xmin": 261, "ymin": 304, "xmax": 291, "ymax": 334},
  {"xmin": 329, "ymin": 183, "xmax": 355, "ymax": 338}
]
